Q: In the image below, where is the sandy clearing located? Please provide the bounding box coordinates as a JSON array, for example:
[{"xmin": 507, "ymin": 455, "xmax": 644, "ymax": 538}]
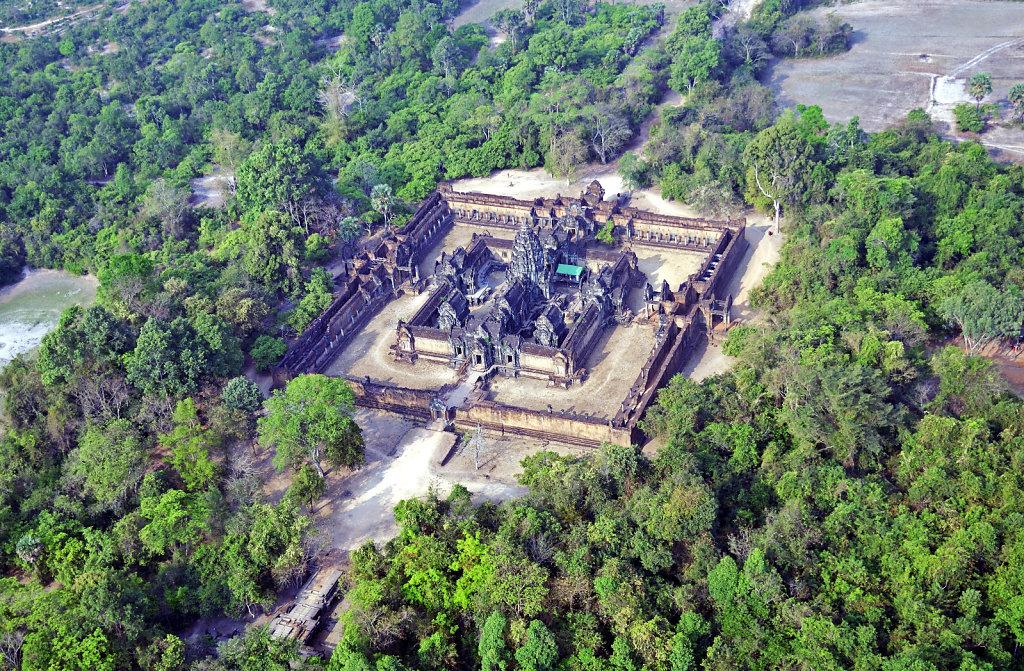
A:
[
  {"xmin": 189, "ymin": 173, "xmax": 231, "ymax": 208},
  {"xmin": 765, "ymin": 0, "xmax": 1024, "ymax": 160},
  {"xmin": 0, "ymin": 3, "xmax": 101, "ymax": 33},
  {"xmin": 633, "ymin": 247, "xmax": 707, "ymax": 290},
  {"xmin": 241, "ymin": 0, "xmax": 276, "ymax": 14},
  {"xmin": 452, "ymin": 166, "xmax": 705, "ymax": 220},
  {"xmin": 251, "ymin": 407, "xmax": 534, "ymax": 554},
  {"xmin": 324, "ymin": 289, "xmax": 460, "ymax": 388}
]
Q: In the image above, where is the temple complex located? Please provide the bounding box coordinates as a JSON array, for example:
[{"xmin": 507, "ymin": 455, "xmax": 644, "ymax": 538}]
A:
[{"xmin": 275, "ymin": 180, "xmax": 747, "ymax": 447}]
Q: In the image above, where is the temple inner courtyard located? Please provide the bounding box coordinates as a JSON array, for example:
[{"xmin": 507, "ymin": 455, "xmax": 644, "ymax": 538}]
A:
[{"xmin": 485, "ymin": 324, "xmax": 657, "ymax": 418}]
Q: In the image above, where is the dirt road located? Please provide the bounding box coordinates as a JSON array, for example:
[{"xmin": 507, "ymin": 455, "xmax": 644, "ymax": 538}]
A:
[{"xmin": 1, "ymin": 3, "xmax": 101, "ymax": 33}]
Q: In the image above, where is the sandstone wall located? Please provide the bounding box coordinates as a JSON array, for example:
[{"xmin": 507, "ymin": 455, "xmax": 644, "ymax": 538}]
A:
[
  {"xmin": 345, "ymin": 377, "xmax": 444, "ymax": 419},
  {"xmin": 455, "ymin": 401, "xmax": 634, "ymax": 448}
]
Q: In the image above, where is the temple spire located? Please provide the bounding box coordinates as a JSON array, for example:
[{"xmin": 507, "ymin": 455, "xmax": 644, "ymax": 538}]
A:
[{"xmin": 506, "ymin": 219, "xmax": 546, "ymax": 286}]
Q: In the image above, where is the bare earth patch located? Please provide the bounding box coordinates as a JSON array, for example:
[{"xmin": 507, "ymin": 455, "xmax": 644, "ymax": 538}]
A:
[
  {"xmin": 241, "ymin": 0, "xmax": 276, "ymax": 14},
  {"xmin": 452, "ymin": 166, "xmax": 704, "ymax": 220},
  {"xmin": 189, "ymin": 173, "xmax": 231, "ymax": 208},
  {"xmin": 765, "ymin": 0, "xmax": 1024, "ymax": 160},
  {"xmin": 633, "ymin": 247, "xmax": 707, "ymax": 290}
]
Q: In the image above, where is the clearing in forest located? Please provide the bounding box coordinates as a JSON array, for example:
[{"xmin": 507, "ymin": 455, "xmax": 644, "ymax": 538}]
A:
[{"xmin": 766, "ymin": 0, "xmax": 1024, "ymax": 160}]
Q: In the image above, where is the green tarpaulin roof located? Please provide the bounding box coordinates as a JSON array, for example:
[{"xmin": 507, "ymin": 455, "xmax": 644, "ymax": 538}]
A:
[{"xmin": 556, "ymin": 264, "xmax": 583, "ymax": 277}]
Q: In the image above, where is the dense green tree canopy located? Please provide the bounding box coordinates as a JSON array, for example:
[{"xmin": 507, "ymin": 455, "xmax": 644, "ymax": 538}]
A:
[{"xmin": 259, "ymin": 374, "xmax": 365, "ymax": 477}]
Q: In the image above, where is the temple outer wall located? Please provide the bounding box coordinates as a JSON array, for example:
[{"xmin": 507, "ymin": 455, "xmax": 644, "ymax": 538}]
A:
[
  {"xmin": 344, "ymin": 377, "xmax": 443, "ymax": 419},
  {"xmin": 454, "ymin": 401, "xmax": 634, "ymax": 448}
]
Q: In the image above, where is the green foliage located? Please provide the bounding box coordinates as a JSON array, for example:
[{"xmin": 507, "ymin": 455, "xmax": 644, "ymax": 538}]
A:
[
  {"xmin": 138, "ymin": 488, "xmax": 211, "ymax": 557},
  {"xmin": 953, "ymin": 103, "xmax": 984, "ymax": 133},
  {"xmin": 235, "ymin": 142, "xmax": 322, "ymax": 215},
  {"xmin": 479, "ymin": 611, "xmax": 510, "ymax": 671},
  {"xmin": 3, "ymin": 0, "xmax": 1024, "ymax": 665},
  {"xmin": 70, "ymin": 419, "xmax": 147, "ymax": 510},
  {"xmin": 0, "ymin": 226, "xmax": 26, "ymax": 287},
  {"xmin": 250, "ymin": 335, "xmax": 289, "ymax": 373},
  {"xmin": 222, "ymin": 376, "xmax": 265, "ymax": 413},
  {"xmin": 940, "ymin": 280, "xmax": 1024, "ymax": 355},
  {"xmin": 259, "ymin": 374, "xmax": 365, "ymax": 477},
  {"xmin": 1008, "ymin": 82, "xmax": 1024, "ymax": 124},
  {"xmin": 289, "ymin": 267, "xmax": 335, "ymax": 334},
  {"xmin": 515, "ymin": 620, "xmax": 558, "ymax": 671},
  {"xmin": 126, "ymin": 315, "xmax": 240, "ymax": 398},
  {"xmin": 160, "ymin": 398, "xmax": 220, "ymax": 492},
  {"xmin": 968, "ymin": 71, "xmax": 992, "ymax": 107},
  {"xmin": 743, "ymin": 114, "xmax": 817, "ymax": 226},
  {"xmin": 285, "ymin": 465, "xmax": 327, "ymax": 511},
  {"xmin": 239, "ymin": 210, "xmax": 306, "ymax": 297}
]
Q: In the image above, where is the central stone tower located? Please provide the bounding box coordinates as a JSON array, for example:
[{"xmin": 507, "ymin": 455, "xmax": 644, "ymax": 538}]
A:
[{"xmin": 507, "ymin": 219, "xmax": 546, "ymax": 286}]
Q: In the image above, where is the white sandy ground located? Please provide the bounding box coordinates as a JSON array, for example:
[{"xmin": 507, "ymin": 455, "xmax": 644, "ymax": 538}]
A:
[
  {"xmin": 324, "ymin": 426, "xmax": 526, "ymax": 551},
  {"xmin": 682, "ymin": 210, "xmax": 782, "ymax": 381},
  {"xmin": 189, "ymin": 173, "xmax": 232, "ymax": 208}
]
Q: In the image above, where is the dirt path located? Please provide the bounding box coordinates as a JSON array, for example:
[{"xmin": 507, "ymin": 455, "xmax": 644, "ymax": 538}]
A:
[
  {"xmin": 320, "ymin": 424, "xmax": 530, "ymax": 551},
  {"xmin": 1, "ymin": 4, "xmax": 101, "ymax": 32}
]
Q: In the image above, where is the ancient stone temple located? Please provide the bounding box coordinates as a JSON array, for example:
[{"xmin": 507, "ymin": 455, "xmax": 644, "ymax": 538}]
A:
[{"xmin": 278, "ymin": 179, "xmax": 749, "ymax": 448}]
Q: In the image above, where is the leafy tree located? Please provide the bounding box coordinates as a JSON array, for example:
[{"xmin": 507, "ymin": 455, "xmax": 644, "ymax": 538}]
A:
[
  {"xmin": 479, "ymin": 611, "xmax": 510, "ymax": 671},
  {"xmin": 338, "ymin": 216, "xmax": 364, "ymax": 242},
  {"xmin": 743, "ymin": 117, "xmax": 816, "ymax": 230},
  {"xmin": 160, "ymin": 398, "xmax": 219, "ymax": 492},
  {"xmin": 618, "ymin": 152, "xmax": 650, "ymax": 190},
  {"xmin": 125, "ymin": 317, "xmax": 203, "ymax": 397},
  {"xmin": 259, "ymin": 374, "xmax": 365, "ymax": 477},
  {"xmin": 240, "ymin": 210, "xmax": 305, "ymax": 297},
  {"xmin": 515, "ymin": 620, "xmax": 558, "ymax": 671},
  {"xmin": 1008, "ymin": 82, "xmax": 1024, "ymax": 124},
  {"xmin": 669, "ymin": 37, "xmax": 721, "ymax": 94},
  {"xmin": 97, "ymin": 254, "xmax": 156, "ymax": 319},
  {"xmin": 285, "ymin": 465, "xmax": 327, "ymax": 512},
  {"xmin": 192, "ymin": 313, "xmax": 244, "ymax": 378},
  {"xmin": 289, "ymin": 267, "xmax": 334, "ymax": 334},
  {"xmin": 69, "ymin": 419, "xmax": 147, "ymax": 510},
  {"xmin": 940, "ymin": 280, "xmax": 1024, "ymax": 355},
  {"xmin": 223, "ymin": 377, "xmax": 265, "ymax": 413},
  {"xmin": 138, "ymin": 488, "xmax": 211, "ymax": 557},
  {"xmin": 250, "ymin": 336, "xmax": 289, "ymax": 373},
  {"xmin": 370, "ymin": 184, "xmax": 395, "ymax": 232},
  {"xmin": 953, "ymin": 103, "xmax": 984, "ymax": 133},
  {"xmin": 968, "ymin": 72, "xmax": 992, "ymax": 109},
  {"xmin": 0, "ymin": 226, "xmax": 26, "ymax": 287},
  {"xmin": 235, "ymin": 142, "xmax": 320, "ymax": 215},
  {"xmin": 214, "ymin": 626, "xmax": 300, "ymax": 671}
]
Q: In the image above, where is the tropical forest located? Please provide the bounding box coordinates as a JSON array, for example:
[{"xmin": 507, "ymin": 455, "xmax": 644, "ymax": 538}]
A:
[{"xmin": 0, "ymin": 0, "xmax": 1022, "ymax": 668}]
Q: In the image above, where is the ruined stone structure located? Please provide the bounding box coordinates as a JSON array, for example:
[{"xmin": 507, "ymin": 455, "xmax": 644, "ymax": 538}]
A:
[
  {"xmin": 394, "ymin": 209, "xmax": 640, "ymax": 387},
  {"xmin": 275, "ymin": 180, "xmax": 748, "ymax": 447}
]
